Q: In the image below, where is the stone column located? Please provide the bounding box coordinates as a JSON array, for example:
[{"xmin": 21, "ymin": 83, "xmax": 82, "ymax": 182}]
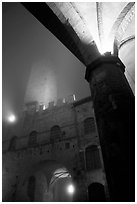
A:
[{"xmin": 85, "ymin": 54, "xmax": 134, "ymax": 201}]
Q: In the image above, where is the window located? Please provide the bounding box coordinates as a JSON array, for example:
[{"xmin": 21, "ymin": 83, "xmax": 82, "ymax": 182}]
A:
[
  {"xmin": 27, "ymin": 176, "xmax": 36, "ymax": 201},
  {"xmin": 50, "ymin": 125, "xmax": 61, "ymax": 143},
  {"xmin": 84, "ymin": 117, "xmax": 96, "ymax": 135},
  {"xmin": 85, "ymin": 145, "xmax": 101, "ymax": 170},
  {"xmin": 8, "ymin": 136, "xmax": 17, "ymax": 151},
  {"xmin": 28, "ymin": 131, "xmax": 37, "ymax": 146}
]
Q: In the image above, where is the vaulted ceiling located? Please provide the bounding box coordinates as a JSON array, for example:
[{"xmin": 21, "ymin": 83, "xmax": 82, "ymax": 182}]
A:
[{"xmin": 22, "ymin": 2, "xmax": 135, "ymax": 92}]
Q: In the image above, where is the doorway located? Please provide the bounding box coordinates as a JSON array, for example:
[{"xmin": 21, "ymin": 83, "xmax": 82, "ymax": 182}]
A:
[{"xmin": 88, "ymin": 182, "xmax": 106, "ymax": 202}]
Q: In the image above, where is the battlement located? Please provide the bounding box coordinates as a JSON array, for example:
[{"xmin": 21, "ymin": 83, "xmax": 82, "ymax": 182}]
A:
[{"xmin": 23, "ymin": 94, "xmax": 76, "ymax": 114}]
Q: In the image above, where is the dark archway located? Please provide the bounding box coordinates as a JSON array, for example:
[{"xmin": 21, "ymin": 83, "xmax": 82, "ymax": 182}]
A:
[
  {"xmin": 27, "ymin": 176, "xmax": 36, "ymax": 201},
  {"xmin": 88, "ymin": 182, "xmax": 106, "ymax": 202}
]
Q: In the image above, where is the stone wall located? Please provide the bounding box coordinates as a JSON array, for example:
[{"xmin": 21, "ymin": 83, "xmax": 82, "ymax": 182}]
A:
[{"xmin": 2, "ymin": 96, "xmax": 107, "ymax": 201}]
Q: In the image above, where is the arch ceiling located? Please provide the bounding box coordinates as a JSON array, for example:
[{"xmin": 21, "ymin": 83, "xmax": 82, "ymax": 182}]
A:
[
  {"xmin": 22, "ymin": 2, "xmax": 135, "ymax": 91},
  {"xmin": 22, "ymin": 2, "xmax": 135, "ymax": 65}
]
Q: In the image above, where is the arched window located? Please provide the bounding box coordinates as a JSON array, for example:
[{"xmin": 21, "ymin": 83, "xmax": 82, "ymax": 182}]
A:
[
  {"xmin": 28, "ymin": 131, "xmax": 37, "ymax": 146},
  {"xmin": 27, "ymin": 176, "xmax": 36, "ymax": 201},
  {"xmin": 50, "ymin": 125, "xmax": 61, "ymax": 143},
  {"xmin": 84, "ymin": 117, "xmax": 96, "ymax": 135},
  {"xmin": 8, "ymin": 136, "xmax": 17, "ymax": 151},
  {"xmin": 85, "ymin": 145, "xmax": 101, "ymax": 170}
]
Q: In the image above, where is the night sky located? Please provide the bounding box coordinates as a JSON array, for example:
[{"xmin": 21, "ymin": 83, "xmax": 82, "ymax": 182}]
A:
[{"xmin": 2, "ymin": 2, "xmax": 90, "ymax": 122}]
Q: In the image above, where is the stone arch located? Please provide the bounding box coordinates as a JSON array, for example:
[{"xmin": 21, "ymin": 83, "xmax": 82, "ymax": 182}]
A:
[
  {"xmin": 88, "ymin": 182, "xmax": 106, "ymax": 201},
  {"xmin": 16, "ymin": 160, "xmax": 74, "ymax": 202},
  {"xmin": 119, "ymin": 35, "xmax": 135, "ymax": 50},
  {"xmin": 108, "ymin": 2, "xmax": 135, "ymax": 55},
  {"xmin": 96, "ymin": 2, "xmax": 104, "ymax": 49},
  {"xmin": 49, "ymin": 167, "xmax": 74, "ymax": 202}
]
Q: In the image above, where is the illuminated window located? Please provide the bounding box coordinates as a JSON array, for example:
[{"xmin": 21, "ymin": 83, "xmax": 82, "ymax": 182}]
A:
[
  {"xmin": 84, "ymin": 117, "xmax": 96, "ymax": 135},
  {"xmin": 85, "ymin": 145, "xmax": 101, "ymax": 170},
  {"xmin": 28, "ymin": 131, "xmax": 37, "ymax": 146},
  {"xmin": 8, "ymin": 136, "xmax": 17, "ymax": 151},
  {"xmin": 50, "ymin": 125, "xmax": 61, "ymax": 143}
]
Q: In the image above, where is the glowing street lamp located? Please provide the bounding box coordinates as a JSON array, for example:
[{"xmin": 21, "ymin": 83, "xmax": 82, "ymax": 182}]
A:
[
  {"xmin": 8, "ymin": 114, "xmax": 16, "ymax": 123},
  {"xmin": 67, "ymin": 184, "xmax": 75, "ymax": 195}
]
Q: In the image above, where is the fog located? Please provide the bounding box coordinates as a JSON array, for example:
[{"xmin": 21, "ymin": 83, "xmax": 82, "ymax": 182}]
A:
[
  {"xmin": 2, "ymin": 2, "xmax": 135, "ymax": 140},
  {"xmin": 2, "ymin": 2, "xmax": 90, "ymax": 123}
]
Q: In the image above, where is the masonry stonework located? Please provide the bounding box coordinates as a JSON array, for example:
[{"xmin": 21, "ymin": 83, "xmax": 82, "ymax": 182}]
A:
[{"xmin": 3, "ymin": 96, "xmax": 108, "ymax": 201}]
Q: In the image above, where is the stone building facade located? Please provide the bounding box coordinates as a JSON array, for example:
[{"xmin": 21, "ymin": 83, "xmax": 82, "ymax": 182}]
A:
[{"xmin": 2, "ymin": 96, "xmax": 108, "ymax": 202}]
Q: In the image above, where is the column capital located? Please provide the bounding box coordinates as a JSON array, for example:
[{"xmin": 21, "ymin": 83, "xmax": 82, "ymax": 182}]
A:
[{"xmin": 85, "ymin": 55, "xmax": 125, "ymax": 82}]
